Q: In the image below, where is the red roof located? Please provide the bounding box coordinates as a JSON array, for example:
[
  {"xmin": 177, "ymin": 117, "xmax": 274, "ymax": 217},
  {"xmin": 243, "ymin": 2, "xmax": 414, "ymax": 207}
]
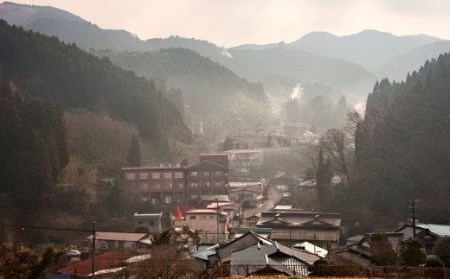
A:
[
  {"xmin": 174, "ymin": 207, "xmax": 183, "ymax": 220},
  {"xmin": 58, "ymin": 251, "xmax": 129, "ymax": 277}
]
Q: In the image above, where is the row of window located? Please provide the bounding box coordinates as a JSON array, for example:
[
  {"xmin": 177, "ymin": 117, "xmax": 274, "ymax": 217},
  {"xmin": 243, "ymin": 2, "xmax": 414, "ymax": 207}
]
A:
[
  {"xmin": 126, "ymin": 170, "xmax": 225, "ymax": 181},
  {"xmin": 189, "ymin": 181, "xmax": 225, "ymax": 188},
  {"xmin": 139, "ymin": 182, "xmax": 184, "ymax": 190},
  {"xmin": 188, "ymin": 215, "xmax": 216, "ymax": 220}
]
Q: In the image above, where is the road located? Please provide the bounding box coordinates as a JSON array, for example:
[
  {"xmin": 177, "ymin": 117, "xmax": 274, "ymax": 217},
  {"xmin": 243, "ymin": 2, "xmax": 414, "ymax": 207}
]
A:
[{"xmin": 243, "ymin": 184, "xmax": 281, "ymax": 218}]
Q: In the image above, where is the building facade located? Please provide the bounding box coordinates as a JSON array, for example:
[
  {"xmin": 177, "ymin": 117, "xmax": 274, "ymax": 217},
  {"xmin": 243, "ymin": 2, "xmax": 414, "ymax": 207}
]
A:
[
  {"xmin": 185, "ymin": 209, "xmax": 229, "ymax": 244},
  {"xmin": 123, "ymin": 155, "xmax": 230, "ymax": 205}
]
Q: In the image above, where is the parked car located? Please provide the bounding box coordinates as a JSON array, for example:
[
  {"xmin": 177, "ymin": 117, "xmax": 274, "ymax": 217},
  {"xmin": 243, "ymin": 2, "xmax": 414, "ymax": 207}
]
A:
[{"xmin": 67, "ymin": 249, "xmax": 81, "ymax": 257}]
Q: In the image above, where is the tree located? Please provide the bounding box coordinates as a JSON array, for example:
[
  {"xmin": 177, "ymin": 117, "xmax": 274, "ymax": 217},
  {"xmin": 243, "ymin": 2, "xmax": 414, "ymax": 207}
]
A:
[
  {"xmin": 400, "ymin": 239, "xmax": 426, "ymax": 266},
  {"xmin": 127, "ymin": 134, "xmax": 142, "ymax": 167},
  {"xmin": 222, "ymin": 137, "xmax": 234, "ymax": 151},
  {"xmin": 133, "ymin": 245, "xmax": 195, "ymax": 279},
  {"xmin": 316, "ymin": 145, "xmax": 332, "ymax": 208},
  {"xmin": 321, "ymin": 128, "xmax": 352, "ymax": 184},
  {"xmin": 435, "ymin": 237, "xmax": 450, "ymax": 266},
  {"xmin": 369, "ymin": 234, "xmax": 398, "ymax": 266}
]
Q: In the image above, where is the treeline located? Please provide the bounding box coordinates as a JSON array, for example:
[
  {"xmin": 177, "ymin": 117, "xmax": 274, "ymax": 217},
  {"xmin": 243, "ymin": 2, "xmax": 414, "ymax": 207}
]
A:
[
  {"xmin": 0, "ymin": 75, "xmax": 68, "ymax": 225},
  {"xmin": 354, "ymin": 53, "xmax": 450, "ymax": 223},
  {"xmin": 95, "ymin": 48, "xmax": 273, "ymax": 139},
  {"xmin": 316, "ymin": 53, "xmax": 450, "ymax": 232},
  {"xmin": 0, "ymin": 20, "xmax": 191, "ymax": 149}
]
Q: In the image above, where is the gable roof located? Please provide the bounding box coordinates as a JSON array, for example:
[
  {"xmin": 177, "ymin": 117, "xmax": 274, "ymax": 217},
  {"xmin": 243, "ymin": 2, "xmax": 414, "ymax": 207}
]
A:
[
  {"xmin": 87, "ymin": 232, "xmax": 149, "ymax": 242},
  {"xmin": 257, "ymin": 210, "xmax": 341, "ymax": 228},
  {"xmin": 230, "ymin": 242, "xmax": 320, "ymax": 276},
  {"xmin": 58, "ymin": 251, "xmax": 129, "ymax": 277}
]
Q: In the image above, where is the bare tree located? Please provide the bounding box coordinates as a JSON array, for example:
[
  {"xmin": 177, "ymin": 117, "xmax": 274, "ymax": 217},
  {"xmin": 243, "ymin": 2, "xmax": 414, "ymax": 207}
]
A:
[
  {"xmin": 133, "ymin": 245, "xmax": 196, "ymax": 279},
  {"xmin": 321, "ymin": 128, "xmax": 353, "ymax": 184}
]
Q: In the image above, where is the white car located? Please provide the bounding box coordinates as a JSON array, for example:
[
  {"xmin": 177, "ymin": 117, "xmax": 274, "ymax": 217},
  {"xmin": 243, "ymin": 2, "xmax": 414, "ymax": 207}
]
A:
[{"xmin": 67, "ymin": 249, "xmax": 81, "ymax": 257}]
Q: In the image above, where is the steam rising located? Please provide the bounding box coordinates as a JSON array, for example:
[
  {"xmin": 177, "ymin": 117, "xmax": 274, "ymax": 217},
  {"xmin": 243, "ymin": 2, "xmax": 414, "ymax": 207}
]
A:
[{"xmin": 289, "ymin": 83, "xmax": 304, "ymax": 100}]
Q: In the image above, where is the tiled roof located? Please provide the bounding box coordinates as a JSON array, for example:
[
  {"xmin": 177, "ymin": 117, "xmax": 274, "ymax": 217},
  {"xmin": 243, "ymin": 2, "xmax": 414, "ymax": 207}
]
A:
[
  {"xmin": 257, "ymin": 210, "xmax": 341, "ymax": 228},
  {"xmin": 87, "ymin": 232, "xmax": 148, "ymax": 242},
  {"xmin": 58, "ymin": 251, "xmax": 129, "ymax": 277},
  {"xmin": 417, "ymin": 223, "xmax": 450, "ymax": 237}
]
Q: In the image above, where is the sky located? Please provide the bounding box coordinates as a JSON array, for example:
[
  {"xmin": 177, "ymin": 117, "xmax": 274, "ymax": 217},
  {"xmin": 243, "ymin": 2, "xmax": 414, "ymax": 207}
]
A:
[{"xmin": 6, "ymin": 0, "xmax": 450, "ymax": 47}]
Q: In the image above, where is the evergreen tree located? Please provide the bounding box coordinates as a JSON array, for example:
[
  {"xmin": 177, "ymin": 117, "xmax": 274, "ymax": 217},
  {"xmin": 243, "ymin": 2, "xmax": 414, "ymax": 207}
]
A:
[
  {"xmin": 222, "ymin": 137, "xmax": 233, "ymax": 151},
  {"xmin": 126, "ymin": 135, "xmax": 141, "ymax": 167}
]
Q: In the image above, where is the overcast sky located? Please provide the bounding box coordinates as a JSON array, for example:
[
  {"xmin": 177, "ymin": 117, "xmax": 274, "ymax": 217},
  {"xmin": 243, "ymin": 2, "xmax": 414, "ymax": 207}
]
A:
[{"xmin": 7, "ymin": 0, "xmax": 450, "ymax": 47}]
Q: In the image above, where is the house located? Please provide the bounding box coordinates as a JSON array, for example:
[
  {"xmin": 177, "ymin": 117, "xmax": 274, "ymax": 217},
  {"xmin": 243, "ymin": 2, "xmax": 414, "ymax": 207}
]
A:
[
  {"xmin": 122, "ymin": 164, "xmax": 185, "ymax": 204},
  {"xmin": 185, "ymin": 161, "xmax": 229, "ymax": 204},
  {"xmin": 88, "ymin": 232, "xmax": 151, "ymax": 251},
  {"xmin": 223, "ymin": 149, "xmax": 263, "ymax": 175},
  {"xmin": 185, "ymin": 209, "xmax": 229, "ymax": 244},
  {"xmin": 133, "ymin": 212, "xmax": 162, "ymax": 233},
  {"xmin": 395, "ymin": 223, "xmax": 447, "ymax": 254},
  {"xmin": 292, "ymin": 241, "xmax": 328, "ymax": 258},
  {"xmin": 229, "ymin": 183, "xmax": 264, "ymax": 208},
  {"xmin": 230, "ymin": 242, "xmax": 320, "ymax": 276},
  {"xmin": 216, "ymin": 231, "xmax": 273, "ymax": 261},
  {"xmin": 256, "ymin": 209, "xmax": 342, "ymax": 248},
  {"xmin": 207, "ymin": 201, "xmax": 240, "ymax": 228},
  {"xmin": 57, "ymin": 251, "xmax": 131, "ymax": 278}
]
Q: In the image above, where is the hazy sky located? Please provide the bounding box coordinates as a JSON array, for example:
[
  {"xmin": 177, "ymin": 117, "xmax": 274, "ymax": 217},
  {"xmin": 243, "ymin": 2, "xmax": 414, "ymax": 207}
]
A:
[{"xmin": 7, "ymin": 0, "xmax": 450, "ymax": 47}]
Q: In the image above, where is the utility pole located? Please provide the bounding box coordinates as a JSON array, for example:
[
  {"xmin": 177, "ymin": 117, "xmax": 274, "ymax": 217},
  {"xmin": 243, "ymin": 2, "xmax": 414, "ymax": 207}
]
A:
[
  {"xmin": 409, "ymin": 199, "xmax": 418, "ymax": 238},
  {"xmin": 92, "ymin": 221, "xmax": 96, "ymax": 279},
  {"xmin": 216, "ymin": 198, "xmax": 219, "ymax": 243}
]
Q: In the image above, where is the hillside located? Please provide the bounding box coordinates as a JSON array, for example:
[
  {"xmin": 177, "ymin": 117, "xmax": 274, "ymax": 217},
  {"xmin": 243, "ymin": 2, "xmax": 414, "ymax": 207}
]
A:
[
  {"xmin": 287, "ymin": 30, "xmax": 439, "ymax": 72},
  {"xmin": 0, "ymin": 2, "xmax": 375, "ymax": 105},
  {"xmin": 353, "ymin": 53, "xmax": 450, "ymax": 226},
  {"xmin": 95, "ymin": 48, "xmax": 273, "ymax": 137},
  {"xmin": 0, "ymin": 20, "xmax": 191, "ymax": 150},
  {"xmin": 378, "ymin": 40, "xmax": 450, "ymax": 82}
]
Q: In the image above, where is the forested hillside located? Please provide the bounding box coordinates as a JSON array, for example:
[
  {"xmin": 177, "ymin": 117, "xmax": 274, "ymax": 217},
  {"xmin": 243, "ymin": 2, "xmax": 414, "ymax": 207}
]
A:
[
  {"xmin": 0, "ymin": 20, "xmax": 191, "ymax": 151},
  {"xmin": 96, "ymin": 48, "xmax": 273, "ymax": 137},
  {"xmin": 0, "ymin": 75, "xmax": 68, "ymax": 225},
  {"xmin": 353, "ymin": 53, "xmax": 450, "ymax": 225}
]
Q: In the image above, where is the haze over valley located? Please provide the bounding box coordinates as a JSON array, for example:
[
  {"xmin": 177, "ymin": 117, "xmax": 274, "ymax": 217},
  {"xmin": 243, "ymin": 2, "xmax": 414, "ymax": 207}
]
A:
[{"xmin": 1, "ymin": 1, "xmax": 450, "ymax": 277}]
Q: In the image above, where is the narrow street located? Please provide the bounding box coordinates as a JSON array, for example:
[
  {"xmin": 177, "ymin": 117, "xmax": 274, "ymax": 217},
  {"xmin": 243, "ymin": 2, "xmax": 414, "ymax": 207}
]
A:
[{"xmin": 243, "ymin": 184, "xmax": 281, "ymax": 218}]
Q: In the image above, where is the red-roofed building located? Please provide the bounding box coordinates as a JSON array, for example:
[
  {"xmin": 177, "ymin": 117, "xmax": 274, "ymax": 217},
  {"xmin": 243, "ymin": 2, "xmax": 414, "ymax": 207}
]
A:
[{"xmin": 58, "ymin": 251, "xmax": 129, "ymax": 278}]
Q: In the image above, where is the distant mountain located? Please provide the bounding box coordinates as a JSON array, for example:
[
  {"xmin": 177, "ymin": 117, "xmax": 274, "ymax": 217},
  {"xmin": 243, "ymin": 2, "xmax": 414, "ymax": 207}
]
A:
[
  {"xmin": 287, "ymin": 30, "xmax": 440, "ymax": 72},
  {"xmin": 0, "ymin": 2, "xmax": 146, "ymax": 51},
  {"xmin": 0, "ymin": 20, "xmax": 190, "ymax": 151},
  {"xmin": 94, "ymin": 48, "xmax": 273, "ymax": 137},
  {"xmin": 0, "ymin": 2, "xmax": 376, "ymax": 104},
  {"xmin": 378, "ymin": 40, "xmax": 450, "ymax": 82},
  {"xmin": 222, "ymin": 47, "xmax": 375, "ymax": 101}
]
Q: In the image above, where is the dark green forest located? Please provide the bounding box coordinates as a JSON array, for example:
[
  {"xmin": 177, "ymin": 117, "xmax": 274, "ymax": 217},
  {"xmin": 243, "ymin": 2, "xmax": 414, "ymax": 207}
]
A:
[
  {"xmin": 0, "ymin": 20, "xmax": 191, "ymax": 149},
  {"xmin": 319, "ymin": 53, "xmax": 450, "ymax": 232}
]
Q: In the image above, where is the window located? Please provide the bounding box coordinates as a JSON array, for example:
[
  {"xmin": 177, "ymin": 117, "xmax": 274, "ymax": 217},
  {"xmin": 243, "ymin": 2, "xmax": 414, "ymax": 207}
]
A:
[
  {"xmin": 190, "ymin": 171, "xmax": 197, "ymax": 176},
  {"xmin": 202, "ymin": 171, "xmax": 210, "ymax": 176},
  {"xmin": 178, "ymin": 183, "xmax": 184, "ymax": 188},
  {"xmin": 215, "ymin": 182, "xmax": 222, "ymax": 187},
  {"xmin": 139, "ymin": 182, "xmax": 149, "ymax": 190},
  {"xmin": 205, "ymin": 182, "xmax": 210, "ymax": 187},
  {"xmin": 165, "ymin": 196, "xmax": 172, "ymax": 204},
  {"xmin": 190, "ymin": 183, "xmax": 198, "ymax": 188},
  {"xmin": 151, "ymin": 172, "xmax": 160, "ymax": 179},
  {"xmin": 164, "ymin": 172, "xmax": 172, "ymax": 179},
  {"xmin": 152, "ymin": 183, "xmax": 160, "ymax": 189},
  {"xmin": 200, "ymin": 216, "xmax": 206, "ymax": 220},
  {"xmin": 210, "ymin": 215, "xmax": 215, "ymax": 219},
  {"xmin": 189, "ymin": 215, "xmax": 196, "ymax": 220},
  {"xmin": 126, "ymin": 173, "xmax": 136, "ymax": 180},
  {"xmin": 175, "ymin": 172, "xmax": 184, "ymax": 178},
  {"xmin": 165, "ymin": 182, "xmax": 173, "ymax": 188},
  {"xmin": 191, "ymin": 194, "xmax": 198, "ymax": 200},
  {"xmin": 139, "ymin": 172, "xmax": 148, "ymax": 179},
  {"xmin": 214, "ymin": 171, "xmax": 222, "ymax": 176}
]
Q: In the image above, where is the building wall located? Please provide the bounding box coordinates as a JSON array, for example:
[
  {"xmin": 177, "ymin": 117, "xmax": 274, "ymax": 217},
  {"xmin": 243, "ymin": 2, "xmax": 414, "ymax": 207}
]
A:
[
  {"xmin": 185, "ymin": 169, "xmax": 229, "ymax": 203},
  {"xmin": 199, "ymin": 154, "xmax": 229, "ymax": 169},
  {"xmin": 185, "ymin": 212, "xmax": 228, "ymax": 243},
  {"xmin": 123, "ymin": 167, "xmax": 185, "ymax": 205}
]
